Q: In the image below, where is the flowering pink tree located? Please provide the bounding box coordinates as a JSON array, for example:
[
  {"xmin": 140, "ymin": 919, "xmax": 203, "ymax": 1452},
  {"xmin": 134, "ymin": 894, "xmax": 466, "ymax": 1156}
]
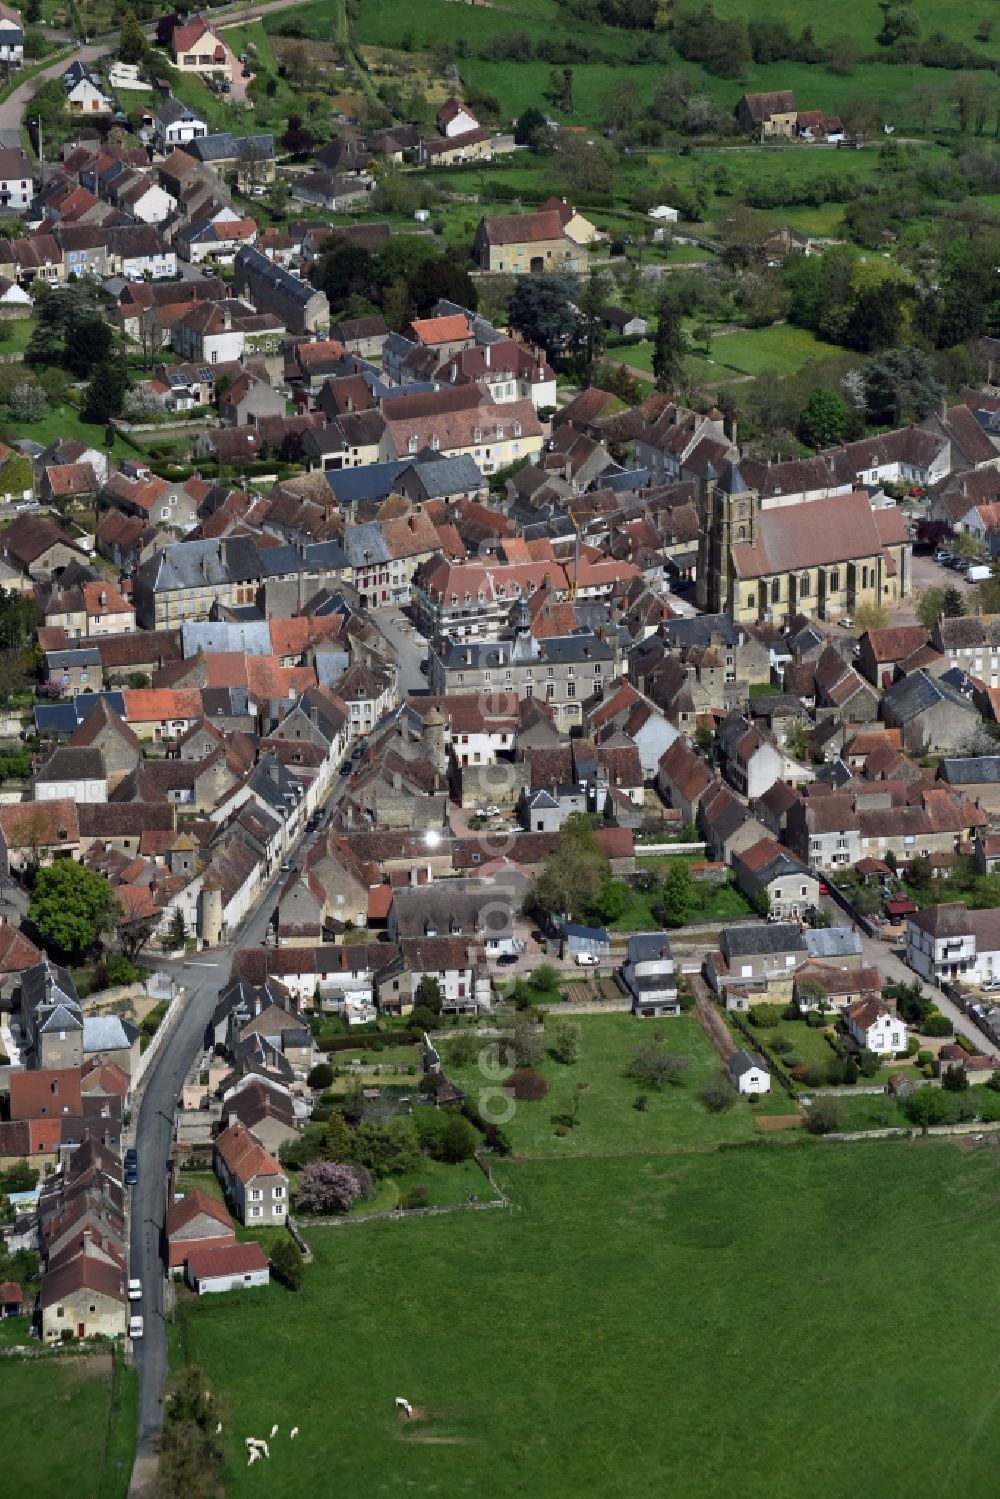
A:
[{"xmin": 295, "ymin": 1160, "xmax": 363, "ymax": 1215}]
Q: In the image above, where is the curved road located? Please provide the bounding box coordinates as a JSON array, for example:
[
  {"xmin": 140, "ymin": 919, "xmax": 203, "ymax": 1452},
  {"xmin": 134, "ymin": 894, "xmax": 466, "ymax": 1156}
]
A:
[{"xmin": 129, "ymin": 771, "xmax": 348, "ymax": 1490}]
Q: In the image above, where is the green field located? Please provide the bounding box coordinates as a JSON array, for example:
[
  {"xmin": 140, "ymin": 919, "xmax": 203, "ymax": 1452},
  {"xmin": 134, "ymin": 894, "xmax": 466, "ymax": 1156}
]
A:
[
  {"xmin": 178, "ymin": 1140, "xmax": 1000, "ymax": 1498},
  {"xmin": 447, "ymin": 1013, "xmax": 766, "ymax": 1154},
  {"xmin": 0, "ymin": 1352, "xmax": 137, "ymax": 1499}
]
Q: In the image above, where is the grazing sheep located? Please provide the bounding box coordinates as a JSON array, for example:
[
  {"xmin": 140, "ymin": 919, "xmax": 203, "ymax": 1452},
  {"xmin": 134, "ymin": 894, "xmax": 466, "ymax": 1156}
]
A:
[
  {"xmin": 395, "ymin": 1398, "xmax": 413, "ymax": 1418},
  {"xmin": 248, "ymin": 1450, "xmax": 259, "ymax": 1467},
  {"xmin": 290, "ymin": 1428, "xmax": 299, "ymax": 1440},
  {"xmin": 216, "ymin": 1423, "xmax": 222, "ymax": 1435},
  {"xmin": 270, "ymin": 1425, "xmax": 279, "ymax": 1439}
]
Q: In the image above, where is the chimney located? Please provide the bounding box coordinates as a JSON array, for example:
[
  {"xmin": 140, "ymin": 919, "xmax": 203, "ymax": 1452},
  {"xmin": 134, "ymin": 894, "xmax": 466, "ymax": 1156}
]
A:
[
  {"xmin": 939, "ymin": 395, "xmax": 948, "ymax": 422},
  {"xmin": 485, "ymin": 344, "xmax": 491, "ymax": 369}
]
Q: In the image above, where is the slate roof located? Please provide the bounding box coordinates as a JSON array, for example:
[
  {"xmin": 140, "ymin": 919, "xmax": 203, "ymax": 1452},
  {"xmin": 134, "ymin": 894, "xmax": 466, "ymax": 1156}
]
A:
[
  {"xmin": 722, "ymin": 922, "xmax": 806, "ymax": 958},
  {"xmin": 883, "ymin": 669, "xmax": 975, "ymax": 724}
]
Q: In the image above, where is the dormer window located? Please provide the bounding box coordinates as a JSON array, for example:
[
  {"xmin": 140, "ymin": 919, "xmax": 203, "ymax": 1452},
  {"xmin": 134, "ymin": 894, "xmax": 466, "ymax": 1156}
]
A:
[
  {"xmin": 513, "ymin": 421, "xmax": 522, "ymax": 437},
  {"xmin": 431, "ymin": 433, "xmax": 440, "ymax": 450},
  {"xmin": 496, "ymin": 425, "xmax": 504, "ymax": 439},
  {"xmin": 408, "ymin": 434, "xmax": 419, "ymax": 453},
  {"xmin": 473, "ymin": 427, "xmax": 482, "ymax": 442}
]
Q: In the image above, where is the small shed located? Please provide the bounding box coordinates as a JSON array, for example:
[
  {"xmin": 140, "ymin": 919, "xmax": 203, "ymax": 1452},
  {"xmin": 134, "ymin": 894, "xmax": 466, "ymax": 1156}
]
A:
[
  {"xmin": 885, "ymin": 896, "xmax": 917, "ymax": 921},
  {"xmin": 727, "ymin": 1049, "xmax": 771, "ymax": 1096},
  {"xmin": 0, "ymin": 1280, "xmax": 22, "ymax": 1316},
  {"xmin": 185, "ymin": 1241, "xmax": 270, "ymax": 1296},
  {"xmin": 886, "ymin": 1072, "xmax": 915, "ymax": 1098}
]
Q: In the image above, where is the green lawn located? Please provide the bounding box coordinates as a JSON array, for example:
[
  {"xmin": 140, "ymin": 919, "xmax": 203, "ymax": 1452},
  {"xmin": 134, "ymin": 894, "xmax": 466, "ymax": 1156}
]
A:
[
  {"xmin": 177, "ymin": 1141, "xmax": 1000, "ymax": 1498},
  {"xmin": 706, "ymin": 323, "xmax": 844, "ymax": 378},
  {"xmin": 448, "ymin": 1013, "xmax": 760, "ymax": 1155},
  {"xmin": 745, "ymin": 1015, "xmax": 836, "ymax": 1070},
  {"xmin": 0, "ymin": 1352, "xmax": 136, "ymax": 1499}
]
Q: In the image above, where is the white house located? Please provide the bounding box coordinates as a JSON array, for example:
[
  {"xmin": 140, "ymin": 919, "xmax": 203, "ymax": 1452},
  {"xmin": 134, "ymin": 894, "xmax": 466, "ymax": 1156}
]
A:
[
  {"xmin": 185, "ymin": 1241, "xmax": 270, "ymax": 1295},
  {"xmin": 649, "ymin": 204, "xmax": 679, "ymax": 222},
  {"xmin": 34, "ymin": 745, "xmax": 108, "ymax": 803},
  {"xmin": 437, "ymin": 98, "xmax": 479, "ymax": 138},
  {"xmin": 845, "ymin": 998, "xmax": 908, "ymax": 1056},
  {"xmin": 155, "ymin": 98, "xmax": 208, "ymax": 150},
  {"xmin": 906, "ymin": 902, "xmax": 1000, "ymax": 987},
  {"xmin": 63, "ymin": 62, "xmax": 113, "ymax": 115},
  {"xmin": 727, "ymin": 1049, "xmax": 771, "ymax": 1095},
  {"xmin": 0, "ymin": 145, "xmax": 32, "ymax": 210},
  {"xmin": 0, "ymin": 5, "xmax": 23, "ymax": 67},
  {"xmin": 120, "ymin": 180, "xmax": 176, "ymax": 226}
]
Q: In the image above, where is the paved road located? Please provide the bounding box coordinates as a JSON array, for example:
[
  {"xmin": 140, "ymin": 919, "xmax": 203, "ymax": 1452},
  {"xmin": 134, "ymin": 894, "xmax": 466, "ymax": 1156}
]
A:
[
  {"xmin": 129, "ymin": 770, "xmax": 349, "ymax": 1480},
  {"xmin": 820, "ymin": 895, "xmax": 996, "ymax": 1057},
  {"xmin": 372, "ymin": 605, "xmax": 429, "ymax": 697}
]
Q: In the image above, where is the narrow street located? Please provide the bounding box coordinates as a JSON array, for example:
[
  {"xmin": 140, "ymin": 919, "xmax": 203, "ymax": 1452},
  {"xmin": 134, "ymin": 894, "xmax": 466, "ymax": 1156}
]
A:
[
  {"xmin": 128, "ymin": 771, "xmax": 348, "ymax": 1490},
  {"xmin": 372, "ymin": 605, "xmax": 429, "ymax": 697}
]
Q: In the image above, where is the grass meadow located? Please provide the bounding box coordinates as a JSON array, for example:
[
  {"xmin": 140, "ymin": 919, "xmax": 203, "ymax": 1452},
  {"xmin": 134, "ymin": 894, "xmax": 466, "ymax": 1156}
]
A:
[
  {"xmin": 178, "ymin": 1140, "xmax": 1000, "ymax": 1499},
  {"xmin": 0, "ymin": 1352, "xmax": 137, "ymax": 1499},
  {"xmin": 446, "ymin": 1013, "xmax": 766, "ymax": 1154}
]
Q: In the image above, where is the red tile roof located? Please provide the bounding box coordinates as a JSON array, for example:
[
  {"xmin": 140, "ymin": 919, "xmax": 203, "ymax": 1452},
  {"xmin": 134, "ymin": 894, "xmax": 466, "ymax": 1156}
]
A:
[{"xmin": 186, "ymin": 1240, "xmax": 269, "ymax": 1282}]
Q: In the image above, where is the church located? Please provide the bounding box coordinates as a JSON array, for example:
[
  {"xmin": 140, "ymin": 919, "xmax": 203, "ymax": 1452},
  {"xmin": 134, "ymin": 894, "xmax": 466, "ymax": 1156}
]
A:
[{"xmin": 696, "ymin": 462, "xmax": 912, "ymax": 624}]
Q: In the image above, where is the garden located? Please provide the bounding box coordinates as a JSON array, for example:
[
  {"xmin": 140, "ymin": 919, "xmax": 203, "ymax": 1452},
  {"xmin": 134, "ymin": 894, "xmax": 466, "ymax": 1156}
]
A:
[
  {"xmin": 176, "ymin": 1140, "xmax": 1000, "ymax": 1498},
  {"xmin": 0, "ymin": 1349, "xmax": 137, "ymax": 1499}
]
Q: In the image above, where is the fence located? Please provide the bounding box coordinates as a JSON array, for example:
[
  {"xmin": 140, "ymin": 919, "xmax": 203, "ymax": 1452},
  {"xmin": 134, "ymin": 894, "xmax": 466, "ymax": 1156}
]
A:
[
  {"xmin": 127, "ymin": 980, "xmax": 185, "ymax": 1106},
  {"xmin": 727, "ymin": 1008, "xmax": 796, "ymax": 1095}
]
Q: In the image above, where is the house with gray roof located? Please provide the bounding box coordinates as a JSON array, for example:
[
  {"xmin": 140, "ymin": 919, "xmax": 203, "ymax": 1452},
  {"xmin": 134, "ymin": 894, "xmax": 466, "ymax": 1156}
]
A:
[
  {"xmin": 233, "ymin": 245, "xmax": 329, "ymax": 334},
  {"xmin": 21, "ymin": 959, "xmax": 83, "ymax": 1068},
  {"xmin": 621, "ymin": 933, "xmax": 679, "ymax": 1018},
  {"xmin": 134, "ymin": 537, "xmax": 263, "ymax": 629},
  {"xmin": 82, "ymin": 1014, "xmax": 140, "ymax": 1075},
  {"xmin": 938, "ymin": 755, "xmax": 1000, "ymax": 815},
  {"xmin": 803, "ymin": 926, "xmax": 864, "ymax": 967},
  {"xmin": 181, "ymin": 619, "xmax": 272, "ymax": 658},
  {"xmin": 880, "ymin": 669, "xmax": 979, "ymax": 755},
  {"xmin": 398, "ymin": 454, "xmax": 485, "ymax": 505}
]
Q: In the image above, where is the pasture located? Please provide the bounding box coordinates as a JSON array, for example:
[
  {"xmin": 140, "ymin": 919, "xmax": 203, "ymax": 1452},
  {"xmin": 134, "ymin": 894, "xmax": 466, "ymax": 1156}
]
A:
[
  {"xmin": 0, "ymin": 1352, "xmax": 137, "ymax": 1499},
  {"xmin": 178, "ymin": 1140, "xmax": 1000, "ymax": 1498}
]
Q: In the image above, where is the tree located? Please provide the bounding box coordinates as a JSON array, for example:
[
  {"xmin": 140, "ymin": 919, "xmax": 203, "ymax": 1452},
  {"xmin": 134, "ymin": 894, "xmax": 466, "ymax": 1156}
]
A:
[
  {"xmin": 269, "ymin": 1236, "xmax": 303, "ymax": 1291},
  {"xmin": 942, "ymin": 1064, "xmax": 970, "ymax": 1092},
  {"xmin": 83, "ymin": 356, "xmax": 129, "ymax": 424},
  {"xmin": 657, "ymin": 861, "xmax": 694, "ymax": 926},
  {"xmin": 6, "ymin": 382, "xmax": 48, "ymax": 422},
  {"xmin": 296, "ymin": 1160, "xmax": 362, "ymax": 1214},
  {"xmin": 941, "ymin": 585, "xmax": 966, "ymax": 618},
  {"xmin": 64, "ymin": 317, "xmax": 112, "ymax": 379},
  {"xmin": 29, "ymin": 861, "xmax": 115, "ymax": 958},
  {"xmin": 351, "ymin": 1120, "xmax": 421, "ymax": 1176},
  {"xmin": 575, "ymin": 268, "xmax": 611, "ymax": 373},
  {"xmin": 652, "ymin": 294, "xmax": 686, "ymax": 393},
  {"xmin": 416, "ymin": 975, "xmax": 443, "ymax": 1014},
  {"xmin": 626, "ymin": 1038, "xmax": 691, "ymax": 1089},
  {"xmin": 514, "ymin": 106, "xmax": 548, "ymax": 146},
  {"xmin": 323, "ymin": 1108, "xmax": 354, "ymax": 1162},
  {"xmin": 167, "ymin": 908, "xmax": 186, "ymax": 949},
  {"xmin": 512, "ymin": 1014, "xmax": 545, "ymax": 1069},
  {"xmin": 798, "ymin": 387, "xmax": 848, "ymax": 449},
  {"xmin": 530, "ymin": 813, "xmax": 609, "ymax": 921},
  {"xmin": 507, "ymin": 274, "xmax": 581, "ymax": 351},
  {"xmin": 307, "ymin": 1063, "xmax": 334, "ymax": 1090},
  {"xmin": 116, "ymin": 910, "xmax": 158, "ymax": 965},
  {"xmin": 903, "ymin": 1087, "xmax": 954, "ymax": 1127},
  {"xmin": 854, "ymin": 599, "xmax": 890, "ymax": 632},
  {"xmin": 550, "ymin": 1019, "xmax": 581, "ymax": 1065},
  {"xmin": 916, "ymin": 585, "xmax": 947, "ymax": 630},
  {"xmin": 699, "ymin": 1072, "xmax": 736, "ymax": 1112},
  {"xmin": 435, "ymin": 1111, "xmax": 480, "ymax": 1162},
  {"xmin": 118, "ymin": 7, "xmax": 145, "ymax": 64},
  {"xmin": 804, "ymin": 1096, "xmax": 843, "ymax": 1134},
  {"xmin": 156, "ymin": 1365, "xmax": 224, "ymax": 1499}
]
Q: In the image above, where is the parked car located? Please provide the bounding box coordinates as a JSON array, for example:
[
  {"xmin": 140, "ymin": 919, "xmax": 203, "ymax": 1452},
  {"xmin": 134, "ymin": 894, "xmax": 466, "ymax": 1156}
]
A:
[
  {"xmin": 575, "ymin": 952, "xmax": 599, "ymax": 967},
  {"xmin": 982, "ymin": 977, "xmax": 1000, "ymax": 992},
  {"xmin": 128, "ymin": 1315, "xmax": 144, "ymax": 1340},
  {"xmin": 839, "ymin": 616, "xmax": 854, "ymax": 629},
  {"xmin": 818, "ymin": 880, "xmax": 830, "ymax": 895},
  {"xmin": 419, "ymin": 659, "xmax": 429, "ymax": 675},
  {"xmin": 128, "ymin": 1279, "xmax": 142, "ymax": 1302},
  {"xmin": 496, "ymin": 953, "xmax": 517, "ymax": 966}
]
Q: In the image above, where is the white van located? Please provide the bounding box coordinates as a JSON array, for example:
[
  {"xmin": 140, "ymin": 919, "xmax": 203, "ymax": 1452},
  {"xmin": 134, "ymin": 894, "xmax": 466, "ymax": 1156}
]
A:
[{"xmin": 128, "ymin": 1315, "xmax": 144, "ymax": 1339}]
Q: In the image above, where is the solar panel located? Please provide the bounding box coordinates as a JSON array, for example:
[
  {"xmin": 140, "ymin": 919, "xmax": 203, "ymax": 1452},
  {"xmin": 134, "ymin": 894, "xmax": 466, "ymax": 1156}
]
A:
[{"xmin": 197, "ymin": 366, "xmax": 213, "ymax": 382}]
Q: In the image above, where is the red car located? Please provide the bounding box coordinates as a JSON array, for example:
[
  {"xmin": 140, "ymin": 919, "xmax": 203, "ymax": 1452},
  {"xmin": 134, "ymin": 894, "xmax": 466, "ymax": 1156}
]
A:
[{"xmin": 818, "ymin": 880, "xmax": 830, "ymax": 895}]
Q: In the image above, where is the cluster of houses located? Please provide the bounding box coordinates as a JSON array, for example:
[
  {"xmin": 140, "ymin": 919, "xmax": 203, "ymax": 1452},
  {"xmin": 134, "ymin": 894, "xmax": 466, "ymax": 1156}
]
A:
[{"xmin": 736, "ymin": 91, "xmax": 845, "ymax": 143}]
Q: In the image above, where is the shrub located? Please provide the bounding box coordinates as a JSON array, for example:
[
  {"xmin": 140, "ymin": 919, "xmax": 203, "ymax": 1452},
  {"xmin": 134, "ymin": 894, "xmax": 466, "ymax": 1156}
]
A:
[
  {"xmin": 270, "ymin": 1236, "xmax": 303, "ymax": 1291},
  {"xmin": 307, "ymin": 1063, "xmax": 334, "ymax": 1090},
  {"xmin": 859, "ymin": 1049, "xmax": 880, "ymax": 1078},
  {"xmin": 806, "ymin": 1011, "xmax": 828, "ymax": 1028},
  {"xmin": 769, "ymin": 1036, "xmax": 793, "ymax": 1054},
  {"xmin": 507, "ymin": 1068, "xmax": 548, "ymax": 1101},
  {"xmin": 804, "ymin": 1062, "xmax": 827, "ymax": 1088},
  {"xmin": 749, "ymin": 1003, "xmax": 781, "ymax": 1027},
  {"xmin": 633, "ymin": 1094, "xmax": 648, "ymax": 1112},
  {"xmin": 445, "ymin": 1032, "xmax": 481, "ymax": 1068},
  {"xmin": 401, "ymin": 1184, "xmax": 430, "ymax": 1210},
  {"xmin": 917, "ymin": 1050, "xmax": 933, "ymax": 1066},
  {"xmin": 553, "ymin": 1123, "xmax": 568, "ymax": 1136},
  {"xmin": 699, "ymin": 1073, "xmax": 736, "ymax": 1113},
  {"xmin": 922, "ymin": 1013, "xmax": 954, "ymax": 1037},
  {"xmin": 805, "ymin": 1096, "xmax": 844, "ymax": 1134},
  {"xmin": 826, "ymin": 1056, "xmax": 847, "ymax": 1086},
  {"xmin": 783, "ymin": 1050, "xmax": 803, "ymax": 1069}
]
